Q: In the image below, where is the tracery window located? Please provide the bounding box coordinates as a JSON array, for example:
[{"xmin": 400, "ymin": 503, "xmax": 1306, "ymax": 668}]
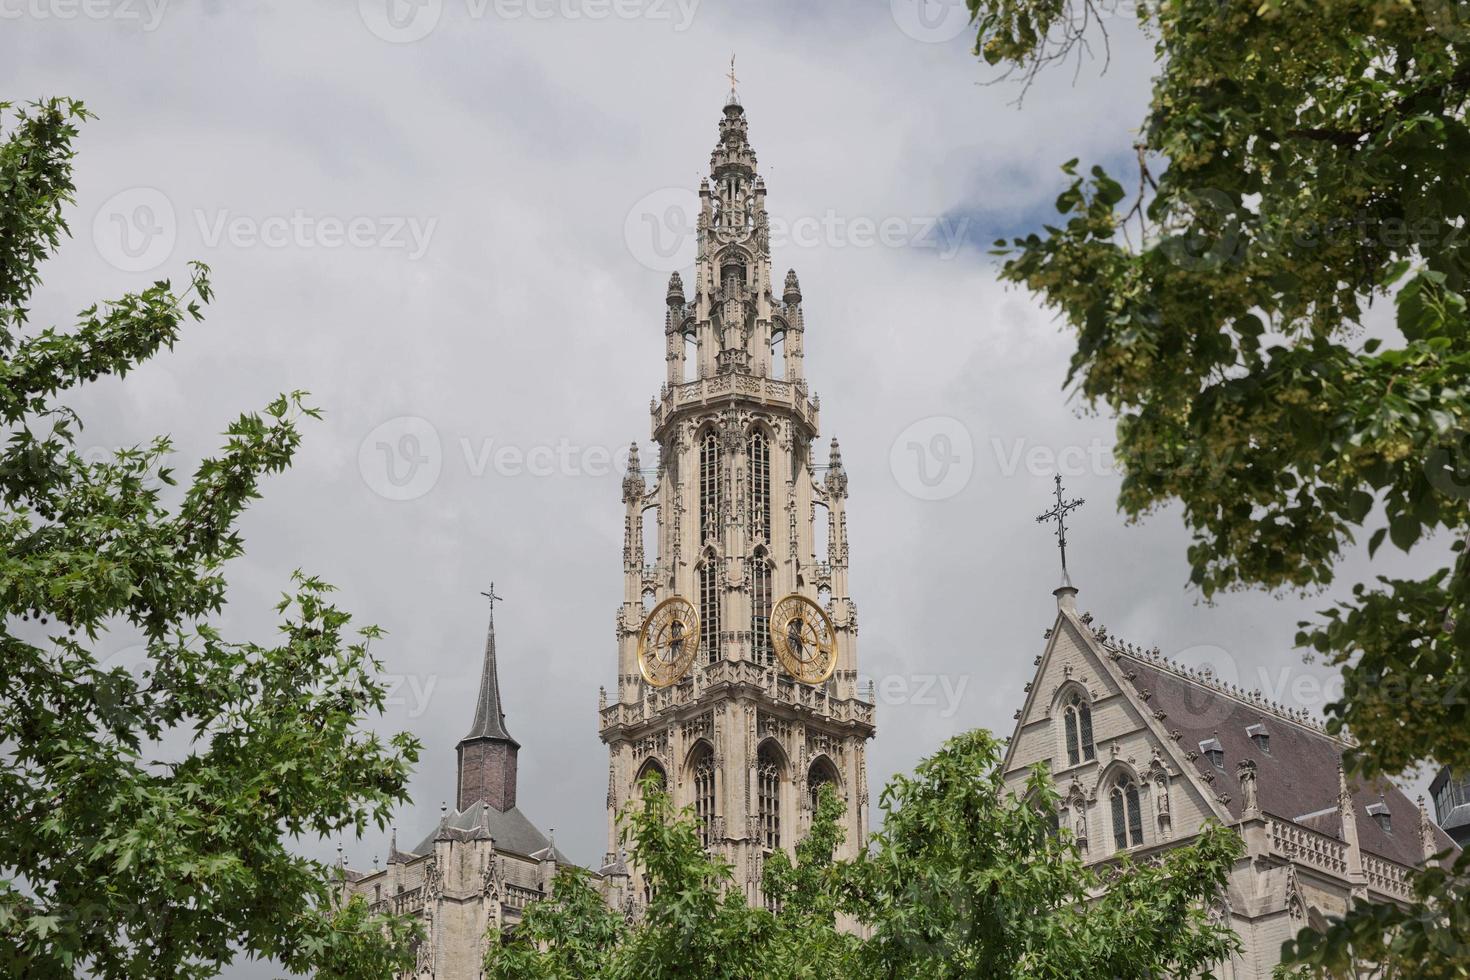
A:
[
  {"xmin": 700, "ymin": 561, "xmax": 721, "ymax": 664},
  {"xmin": 748, "ymin": 431, "xmax": 770, "ymax": 541},
  {"xmin": 751, "ymin": 551, "xmax": 772, "ymax": 666},
  {"xmin": 758, "ymin": 742, "xmax": 783, "ymax": 851},
  {"xmin": 700, "ymin": 432, "xmax": 721, "ymax": 543},
  {"xmin": 807, "ymin": 759, "xmax": 838, "ymax": 812},
  {"xmin": 691, "ymin": 743, "xmax": 716, "ymax": 847},
  {"xmin": 1062, "ymin": 691, "xmax": 1095, "ymax": 767},
  {"xmin": 636, "ymin": 759, "xmax": 666, "ymax": 794},
  {"xmin": 1111, "ymin": 774, "xmax": 1143, "ymax": 850}
]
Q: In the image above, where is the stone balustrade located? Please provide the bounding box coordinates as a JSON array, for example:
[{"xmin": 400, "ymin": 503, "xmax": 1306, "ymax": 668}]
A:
[
  {"xmin": 1266, "ymin": 818, "xmax": 1349, "ymax": 875},
  {"xmin": 1362, "ymin": 853, "xmax": 1415, "ymax": 900},
  {"xmin": 601, "ymin": 659, "xmax": 874, "ymax": 732},
  {"xmin": 503, "ymin": 883, "xmax": 544, "ymax": 911},
  {"xmin": 654, "ymin": 375, "xmax": 818, "ymax": 432}
]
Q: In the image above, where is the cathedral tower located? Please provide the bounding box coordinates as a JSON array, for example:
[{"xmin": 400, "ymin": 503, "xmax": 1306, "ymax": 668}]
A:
[{"xmin": 599, "ymin": 90, "xmax": 875, "ymax": 908}]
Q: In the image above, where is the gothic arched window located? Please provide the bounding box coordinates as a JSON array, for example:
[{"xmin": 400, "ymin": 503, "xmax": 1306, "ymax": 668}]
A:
[
  {"xmin": 750, "ymin": 550, "xmax": 773, "ymax": 666},
  {"xmin": 807, "ymin": 757, "xmax": 839, "ymax": 813},
  {"xmin": 1111, "ymin": 774, "xmax": 1143, "ymax": 850},
  {"xmin": 748, "ymin": 431, "xmax": 771, "ymax": 542},
  {"xmin": 636, "ymin": 758, "xmax": 666, "ymax": 792},
  {"xmin": 1062, "ymin": 692, "xmax": 1095, "ymax": 767},
  {"xmin": 757, "ymin": 742, "xmax": 783, "ymax": 851},
  {"xmin": 700, "ymin": 432, "xmax": 721, "ymax": 544},
  {"xmin": 699, "ymin": 560, "xmax": 721, "ymax": 665},
  {"xmin": 690, "ymin": 743, "xmax": 716, "ymax": 847}
]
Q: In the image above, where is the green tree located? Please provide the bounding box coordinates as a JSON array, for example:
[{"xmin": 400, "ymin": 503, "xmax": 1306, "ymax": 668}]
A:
[
  {"xmin": 484, "ymin": 777, "xmax": 857, "ymax": 979},
  {"xmin": 845, "ymin": 730, "xmax": 1241, "ymax": 978},
  {"xmin": 482, "ymin": 866, "xmax": 629, "ymax": 979},
  {"xmin": 762, "ymin": 786, "xmax": 863, "ymax": 977},
  {"xmin": 963, "ymin": 0, "xmax": 1470, "ymax": 970},
  {"xmin": 0, "ymin": 97, "xmax": 421, "ymax": 978},
  {"xmin": 490, "ymin": 735, "xmax": 1240, "ymax": 979}
]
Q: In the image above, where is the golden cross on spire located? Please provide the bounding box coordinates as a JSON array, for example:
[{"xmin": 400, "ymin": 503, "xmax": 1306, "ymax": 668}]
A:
[{"xmin": 727, "ymin": 54, "xmax": 738, "ymax": 94}]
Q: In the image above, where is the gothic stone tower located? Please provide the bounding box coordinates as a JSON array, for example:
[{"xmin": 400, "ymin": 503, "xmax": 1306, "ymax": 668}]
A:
[{"xmin": 598, "ymin": 91, "xmax": 875, "ymax": 909}]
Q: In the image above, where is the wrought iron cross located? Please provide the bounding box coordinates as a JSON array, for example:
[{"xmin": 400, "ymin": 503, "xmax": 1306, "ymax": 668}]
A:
[
  {"xmin": 727, "ymin": 54, "xmax": 738, "ymax": 94},
  {"xmin": 1035, "ymin": 475, "xmax": 1084, "ymax": 580},
  {"xmin": 480, "ymin": 583, "xmax": 504, "ymax": 623}
]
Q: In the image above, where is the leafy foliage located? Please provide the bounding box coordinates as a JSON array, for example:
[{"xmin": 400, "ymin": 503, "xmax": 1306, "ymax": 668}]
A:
[
  {"xmin": 963, "ymin": 0, "xmax": 1470, "ymax": 970},
  {"xmin": 483, "ymin": 866, "xmax": 629, "ymax": 979},
  {"xmin": 490, "ymin": 733, "xmax": 1240, "ymax": 979},
  {"xmin": 0, "ymin": 97, "xmax": 421, "ymax": 978},
  {"xmin": 1277, "ymin": 849, "xmax": 1470, "ymax": 979},
  {"xmin": 846, "ymin": 730, "xmax": 1241, "ymax": 978}
]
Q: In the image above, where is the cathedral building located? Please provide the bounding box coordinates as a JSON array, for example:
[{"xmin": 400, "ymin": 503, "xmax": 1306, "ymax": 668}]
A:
[
  {"xmin": 335, "ymin": 89, "xmax": 1464, "ymax": 980},
  {"xmin": 597, "ymin": 88, "xmax": 876, "ymax": 909},
  {"xmin": 339, "ymin": 597, "xmax": 570, "ymax": 978},
  {"xmin": 1003, "ymin": 580, "xmax": 1461, "ymax": 977}
]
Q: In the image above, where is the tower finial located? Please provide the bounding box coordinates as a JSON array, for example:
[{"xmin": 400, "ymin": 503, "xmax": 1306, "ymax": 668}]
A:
[
  {"xmin": 1036, "ymin": 475, "xmax": 1085, "ymax": 589},
  {"xmin": 726, "ymin": 53, "xmax": 739, "ymax": 103}
]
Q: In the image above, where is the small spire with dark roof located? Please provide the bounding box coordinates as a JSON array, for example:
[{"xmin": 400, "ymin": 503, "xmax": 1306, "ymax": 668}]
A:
[
  {"xmin": 456, "ymin": 585, "xmax": 521, "ymax": 812},
  {"xmin": 462, "ymin": 584, "xmax": 519, "ymax": 746}
]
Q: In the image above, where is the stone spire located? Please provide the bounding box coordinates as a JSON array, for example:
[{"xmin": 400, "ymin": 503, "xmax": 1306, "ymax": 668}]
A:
[
  {"xmin": 463, "ymin": 591, "xmax": 516, "ymax": 744},
  {"xmin": 1338, "ymin": 761, "xmax": 1366, "ymax": 891},
  {"xmin": 456, "ymin": 589, "xmax": 520, "ymax": 812},
  {"xmin": 826, "ymin": 437, "xmax": 848, "ymax": 499},
  {"xmin": 783, "ymin": 268, "xmax": 802, "ymax": 305},
  {"xmin": 710, "ymin": 93, "xmax": 757, "ymax": 180},
  {"xmin": 1419, "ymin": 796, "xmax": 1440, "ymax": 863}
]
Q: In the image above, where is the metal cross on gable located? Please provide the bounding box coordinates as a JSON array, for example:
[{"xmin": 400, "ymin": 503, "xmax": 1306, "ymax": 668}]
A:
[{"xmin": 1035, "ymin": 475, "xmax": 1085, "ymax": 583}]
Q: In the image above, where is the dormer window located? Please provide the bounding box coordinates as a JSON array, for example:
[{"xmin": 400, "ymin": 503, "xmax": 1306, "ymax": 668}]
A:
[
  {"xmin": 1246, "ymin": 724, "xmax": 1270, "ymax": 755},
  {"xmin": 1367, "ymin": 800, "xmax": 1392, "ymax": 834},
  {"xmin": 1199, "ymin": 737, "xmax": 1225, "ymax": 771}
]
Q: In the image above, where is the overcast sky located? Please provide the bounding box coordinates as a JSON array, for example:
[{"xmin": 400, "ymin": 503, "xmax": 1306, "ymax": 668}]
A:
[{"xmin": 3, "ymin": 1, "xmax": 1446, "ymax": 975}]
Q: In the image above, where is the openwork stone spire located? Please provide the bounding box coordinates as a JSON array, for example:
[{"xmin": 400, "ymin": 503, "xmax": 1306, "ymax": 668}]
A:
[{"xmin": 603, "ymin": 91, "xmax": 872, "ymax": 906}]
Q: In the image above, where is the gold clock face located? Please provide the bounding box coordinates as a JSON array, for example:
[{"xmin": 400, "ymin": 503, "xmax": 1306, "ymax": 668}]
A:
[
  {"xmin": 637, "ymin": 596, "xmax": 701, "ymax": 688},
  {"xmin": 770, "ymin": 593, "xmax": 837, "ymax": 685}
]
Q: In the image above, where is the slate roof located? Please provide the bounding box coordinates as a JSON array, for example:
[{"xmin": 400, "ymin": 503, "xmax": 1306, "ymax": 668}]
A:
[
  {"xmin": 462, "ymin": 606, "xmax": 519, "ymax": 747},
  {"xmin": 1110, "ymin": 642, "xmax": 1459, "ymax": 869},
  {"xmin": 406, "ymin": 800, "xmax": 571, "ymax": 863}
]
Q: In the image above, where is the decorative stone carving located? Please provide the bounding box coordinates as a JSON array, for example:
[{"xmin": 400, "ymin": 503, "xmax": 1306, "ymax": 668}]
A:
[{"xmin": 1237, "ymin": 759, "xmax": 1260, "ymax": 814}]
